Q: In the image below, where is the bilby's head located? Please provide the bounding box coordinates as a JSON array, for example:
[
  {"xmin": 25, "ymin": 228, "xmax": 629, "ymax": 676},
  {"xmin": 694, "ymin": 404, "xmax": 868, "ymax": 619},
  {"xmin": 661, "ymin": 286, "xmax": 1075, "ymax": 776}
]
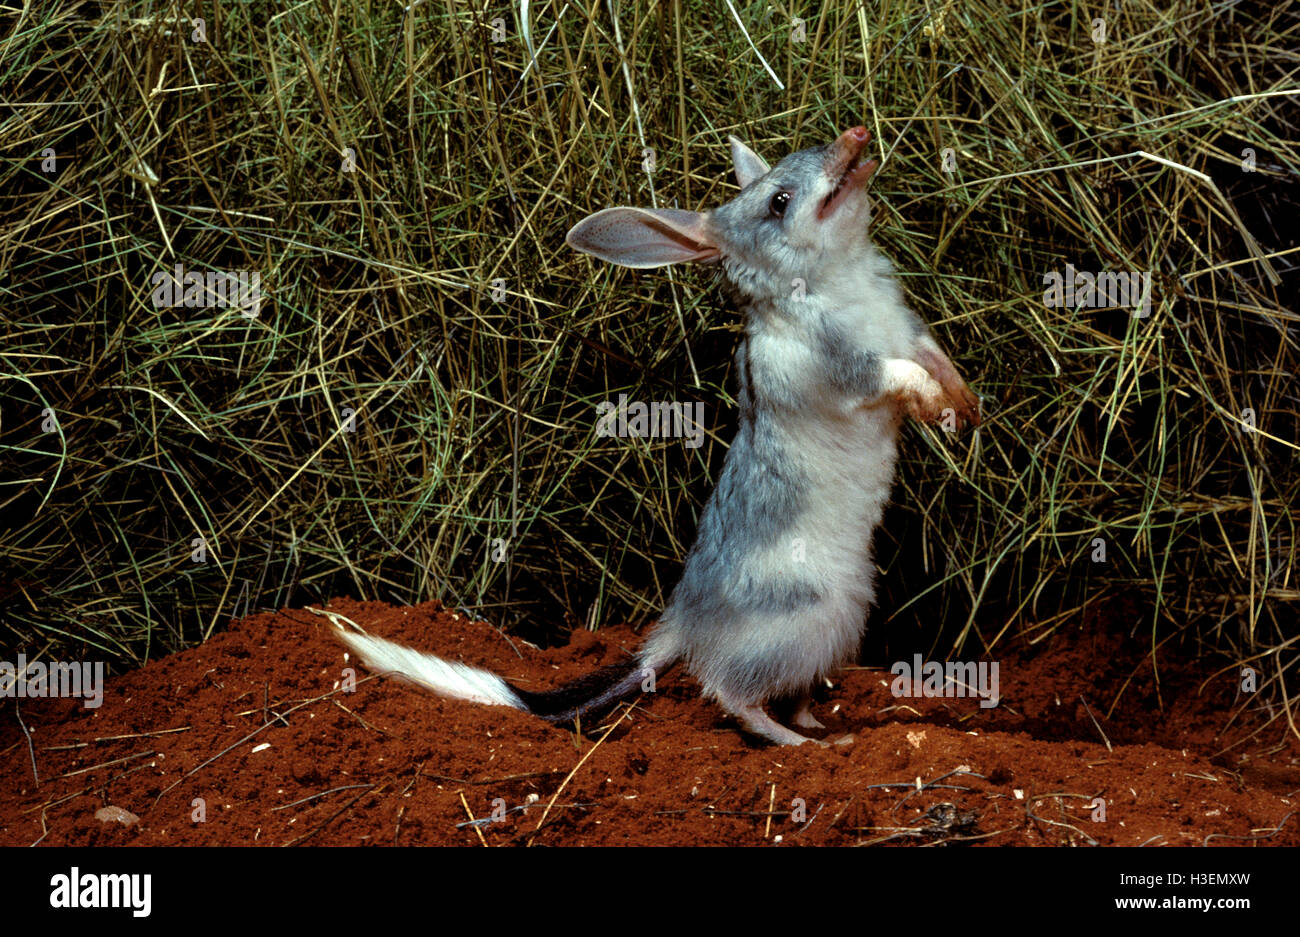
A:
[{"xmin": 565, "ymin": 128, "xmax": 879, "ymax": 302}]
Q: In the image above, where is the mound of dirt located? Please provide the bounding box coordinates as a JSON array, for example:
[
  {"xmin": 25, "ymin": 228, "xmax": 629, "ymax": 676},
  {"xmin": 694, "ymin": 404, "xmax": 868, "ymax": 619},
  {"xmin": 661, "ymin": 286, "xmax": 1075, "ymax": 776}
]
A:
[{"xmin": 2, "ymin": 599, "xmax": 1296, "ymax": 846}]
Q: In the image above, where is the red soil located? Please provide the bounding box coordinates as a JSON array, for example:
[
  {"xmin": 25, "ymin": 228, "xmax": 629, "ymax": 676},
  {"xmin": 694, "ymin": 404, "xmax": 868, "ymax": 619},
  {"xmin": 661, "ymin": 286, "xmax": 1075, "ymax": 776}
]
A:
[{"xmin": 2, "ymin": 598, "xmax": 1296, "ymax": 846}]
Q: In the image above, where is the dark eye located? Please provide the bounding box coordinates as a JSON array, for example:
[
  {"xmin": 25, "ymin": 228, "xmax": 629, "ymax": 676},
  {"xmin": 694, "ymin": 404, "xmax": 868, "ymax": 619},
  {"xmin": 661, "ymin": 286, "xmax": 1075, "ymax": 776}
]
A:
[{"xmin": 768, "ymin": 191, "xmax": 791, "ymax": 218}]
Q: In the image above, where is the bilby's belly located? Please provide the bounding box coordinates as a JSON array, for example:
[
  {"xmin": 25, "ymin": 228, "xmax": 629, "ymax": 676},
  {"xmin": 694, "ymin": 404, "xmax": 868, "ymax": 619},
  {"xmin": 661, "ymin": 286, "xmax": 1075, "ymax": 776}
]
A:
[{"xmin": 661, "ymin": 407, "xmax": 902, "ymax": 703}]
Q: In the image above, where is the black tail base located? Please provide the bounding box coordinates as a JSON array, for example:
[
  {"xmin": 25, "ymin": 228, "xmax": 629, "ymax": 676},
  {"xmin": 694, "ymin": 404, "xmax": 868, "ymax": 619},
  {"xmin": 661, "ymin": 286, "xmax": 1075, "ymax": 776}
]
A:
[{"xmin": 508, "ymin": 659, "xmax": 646, "ymax": 726}]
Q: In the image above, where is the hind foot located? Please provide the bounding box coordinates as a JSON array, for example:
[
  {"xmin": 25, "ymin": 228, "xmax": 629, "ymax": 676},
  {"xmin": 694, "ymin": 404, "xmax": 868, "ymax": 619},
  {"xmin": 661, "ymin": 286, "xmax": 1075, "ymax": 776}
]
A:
[
  {"xmin": 792, "ymin": 695, "xmax": 825, "ymax": 730},
  {"xmin": 737, "ymin": 705, "xmax": 816, "ymax": 746},
  {"xmin": 716, "ymin": 693, "xmax": 816, "ymax": 745}
]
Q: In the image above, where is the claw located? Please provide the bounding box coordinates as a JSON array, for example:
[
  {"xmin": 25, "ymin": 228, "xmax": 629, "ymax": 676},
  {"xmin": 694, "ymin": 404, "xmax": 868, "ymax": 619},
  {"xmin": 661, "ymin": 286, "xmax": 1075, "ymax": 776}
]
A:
[{"xmin": 913, "ymin": 346, "xmax": 981, "ymax": 429}]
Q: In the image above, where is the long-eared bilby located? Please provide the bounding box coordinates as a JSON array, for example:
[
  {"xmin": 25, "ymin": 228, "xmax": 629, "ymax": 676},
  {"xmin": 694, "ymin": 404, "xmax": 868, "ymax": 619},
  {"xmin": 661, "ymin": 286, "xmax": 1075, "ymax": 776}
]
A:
[{"xmin": 331, "ymin": 126, "xmax": 980, "ymax": 745}]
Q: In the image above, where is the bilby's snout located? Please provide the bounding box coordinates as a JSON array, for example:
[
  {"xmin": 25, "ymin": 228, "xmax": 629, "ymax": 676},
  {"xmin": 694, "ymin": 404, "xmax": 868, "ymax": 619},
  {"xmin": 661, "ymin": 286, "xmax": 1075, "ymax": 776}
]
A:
[
  {"xmin": 818, "ymin": 126, "xmax": 879, "ymax": 221},
  {"xmin": 835, "ymin": 125, "xmax": 870, "ymax": 149}
]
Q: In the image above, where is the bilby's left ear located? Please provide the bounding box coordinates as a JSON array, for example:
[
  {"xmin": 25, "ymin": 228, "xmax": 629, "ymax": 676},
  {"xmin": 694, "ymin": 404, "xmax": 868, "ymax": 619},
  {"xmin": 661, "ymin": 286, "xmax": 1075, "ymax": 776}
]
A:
[
  {"xmin": 728, "ymin": 135, "xmax": 771, "ymax": 189},
  {"xmin": 566, "ymin": 207, "xmax": 719, "ymax": 268}
]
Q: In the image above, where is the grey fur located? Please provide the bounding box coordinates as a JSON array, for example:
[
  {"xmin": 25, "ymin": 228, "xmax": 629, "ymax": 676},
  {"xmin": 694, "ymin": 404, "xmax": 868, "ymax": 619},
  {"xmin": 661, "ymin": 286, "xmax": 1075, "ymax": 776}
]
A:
[
  {"xmin": 816, "ymin": 321, "xmax": 884, "ymax": 398},
  {"xmin": 567, "ymin": 127, "xmax": 981, "ymax": 744},
  {"xmin": 340, "ymin": 129, "xmax": 981, "ymax": 748}
]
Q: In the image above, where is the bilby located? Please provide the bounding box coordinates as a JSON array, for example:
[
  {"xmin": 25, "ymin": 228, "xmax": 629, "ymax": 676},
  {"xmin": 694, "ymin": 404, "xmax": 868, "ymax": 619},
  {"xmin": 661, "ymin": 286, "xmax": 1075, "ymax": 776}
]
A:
[{"xmin": 332, "ymin": 127, "xmax": 980, "ymax": 745}]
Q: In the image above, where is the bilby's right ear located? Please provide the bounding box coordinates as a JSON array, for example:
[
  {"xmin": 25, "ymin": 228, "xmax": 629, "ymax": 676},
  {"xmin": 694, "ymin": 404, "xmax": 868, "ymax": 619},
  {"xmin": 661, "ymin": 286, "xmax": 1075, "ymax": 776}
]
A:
[
  {"xmin": 565, "ymin": 207, "xmax": 719, "ymax": 268},
  {"xmin": 728, "ymin": 135, "xmax": 770, "ymax": 189}
]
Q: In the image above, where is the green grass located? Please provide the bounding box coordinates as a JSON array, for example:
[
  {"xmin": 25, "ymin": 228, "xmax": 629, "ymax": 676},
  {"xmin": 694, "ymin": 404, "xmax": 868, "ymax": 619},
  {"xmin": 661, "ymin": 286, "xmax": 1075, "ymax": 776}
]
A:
[{"xmin": 1, "ymin": 1, "xmax": 1296, "ymax": 731}]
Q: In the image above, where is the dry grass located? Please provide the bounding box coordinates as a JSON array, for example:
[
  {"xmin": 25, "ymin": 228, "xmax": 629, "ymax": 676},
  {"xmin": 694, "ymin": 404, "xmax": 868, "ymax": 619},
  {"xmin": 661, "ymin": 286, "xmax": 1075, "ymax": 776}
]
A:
[{"xmin": 1, "ymin": 1, "xmax": 1296, "ymax": 729}]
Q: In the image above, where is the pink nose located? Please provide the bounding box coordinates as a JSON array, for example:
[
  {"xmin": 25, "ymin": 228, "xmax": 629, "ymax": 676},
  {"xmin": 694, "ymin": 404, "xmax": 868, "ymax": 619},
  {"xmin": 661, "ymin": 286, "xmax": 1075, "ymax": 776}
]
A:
[{"xmin": 845, "ymin": 126, "xmax": 869, "ymax": 142}]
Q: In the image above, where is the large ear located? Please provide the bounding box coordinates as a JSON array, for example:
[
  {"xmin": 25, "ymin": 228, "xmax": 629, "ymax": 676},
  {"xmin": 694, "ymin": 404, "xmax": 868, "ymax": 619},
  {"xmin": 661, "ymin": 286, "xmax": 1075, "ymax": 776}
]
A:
[
  {"xmin": 728, "ymin": 135, "xmax": 770, "ymax": 189},
  {"xmin": 565, "ymin": 207, "xmax": 718, "ymax": 269}
]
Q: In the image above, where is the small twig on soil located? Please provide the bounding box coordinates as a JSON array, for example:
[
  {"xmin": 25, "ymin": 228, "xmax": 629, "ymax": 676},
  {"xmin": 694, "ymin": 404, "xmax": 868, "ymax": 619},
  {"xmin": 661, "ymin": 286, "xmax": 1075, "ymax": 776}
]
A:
[
  {"xmin": 264, "ymin": 683, "xmax": 289, "ymax": 728},
  {"xmin": 284, "ymin": 783, "xmax": 384, "ymax": 846},
  {"xmin": 858, "ymin": 827, "xmax": 1005, "ymax": 848},
  {"xmin": 56, "ymin": 749, "xmax": 155, "ymax": 780},
  {"xmin": 21, "ymin": 761, "xmax": 161, "ymax": 817},
  {"xmin": 393, "ymin": 762, "xmax": 425, "ymax": 845},
  {"xmin": 42, "ymin": 726, "xmax": 192, "ymax": 750},
  {"xmin": 152, "ymin": 684, "xmax": 352, "ymax": 809},
  {"xmin": 876, "ymin": 704, "xmax": 922, "ymax": 717},
  {"xmin": 855, "ymin": 814, "xmax": 1010, "ymax": 847},
  {"xmin": 1202, "ymin": 810, "xmax": 1296, "ymax": 847},
  {"xmin": 765, "ymin": 783, "xmax": 776, "ymax": 838},
  {"xmin": 402, "ymin": 763, "xmax": 425, "ymax": 797},
  {"xmin": 422, "ymin": 770, "xmax": 562, "ymax": 785},
  {"xmin": 919, "ymin": 826, "xmax": 1017, "ymax": 845},
  {"xmin": 459, "ymin": 791, "xmax": 489, "ymax": 846},
  {"xmin": 1024, "ymin": 793, "xmax": 1099, "ymax": 846},
  {"xmin": 884, "ymin": 768, "xmax": 987, "ymax": 813},
  {"xmin": 14, "ymin": 700, "xmax": 39, "ymax": 786},
  {"xmin": 330, "ymin": 697, "xmax": 385, "ymax": 733},
  {"xmin": 855, "ymin": 828, "xmax": 921, "ymax": 846},
  {"xmin": 528, "ymin": 706, "xmax": 633, "ymax": 845},
  {"xmin": 271, "ymin": 784, "xmax": 374, "ymax": 811},
  {"xmin": 458, "ymin": 802, "xmax": 597, "ymax": 829},
  {"xmin": 1079, "ymin": 695, "xmax": 1112, "ymax": 752},
  {"xmin": 703, "ymin": 808, "xmax": 791, "ymax": 818},
  {"xmin": 31, "ymin": 806, "xmax": 50, "ymax": 847},
  {"xmin": 828, "ymin": 795, "xmax": 856, "ymax": 832},
  {"xmin": 794, "ymin": 802, "xmax": 824, "ymax": 837},
  {"xmin": 1139, "ymin": 834, "xmax": 1166, "ymax": 846},
  {"xmin": 229, "ymin": 677, "xmax": 379, "ymax": 721}
]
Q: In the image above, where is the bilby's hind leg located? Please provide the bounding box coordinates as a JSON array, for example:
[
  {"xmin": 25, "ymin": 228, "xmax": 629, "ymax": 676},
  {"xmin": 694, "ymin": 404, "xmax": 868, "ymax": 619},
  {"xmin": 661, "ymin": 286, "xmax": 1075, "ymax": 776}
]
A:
[
  {"xmin": 792, "ymin": 695, "xmax": 825, "ymax": 730},
  {"xmin": 735, "ymin": 705, "xmax": 816, "ymax": 746},
  {"xmin": 715, "ymin": 691, "xmax": 816, "ymax": 746}
]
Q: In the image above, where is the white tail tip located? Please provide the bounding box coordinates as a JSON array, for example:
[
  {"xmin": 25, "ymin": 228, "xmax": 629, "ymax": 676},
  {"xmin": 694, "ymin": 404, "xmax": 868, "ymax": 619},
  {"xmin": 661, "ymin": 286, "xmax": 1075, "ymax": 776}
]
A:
[{"xmin": 333, "ymin": 624, "xmax": 524, "ymax": 710}]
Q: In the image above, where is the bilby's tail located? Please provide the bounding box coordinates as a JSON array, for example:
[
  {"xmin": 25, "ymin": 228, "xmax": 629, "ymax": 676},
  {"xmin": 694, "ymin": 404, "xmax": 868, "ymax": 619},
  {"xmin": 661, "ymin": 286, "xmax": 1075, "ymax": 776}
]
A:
[{"xmin": 332, "ymin": 620, "xmax": 669, "ymax": 727}]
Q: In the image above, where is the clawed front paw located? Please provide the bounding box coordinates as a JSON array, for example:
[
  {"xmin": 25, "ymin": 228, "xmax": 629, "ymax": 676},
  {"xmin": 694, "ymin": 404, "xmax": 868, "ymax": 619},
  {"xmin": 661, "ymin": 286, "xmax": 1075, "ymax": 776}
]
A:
[
  {"xmin": 912, "ymin": 348, "xmax": 982, "ymax": 429},
  {"xmin": 899, "ymin": 377, "xmax": 950, "ymax": 424},
  {"xmin": 906, "ymin": 385, "xmax": 980, "ymax": 430},
  {"xmin": 942, "ymin": 383, "xmax": 981, "ymax": 429}
]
